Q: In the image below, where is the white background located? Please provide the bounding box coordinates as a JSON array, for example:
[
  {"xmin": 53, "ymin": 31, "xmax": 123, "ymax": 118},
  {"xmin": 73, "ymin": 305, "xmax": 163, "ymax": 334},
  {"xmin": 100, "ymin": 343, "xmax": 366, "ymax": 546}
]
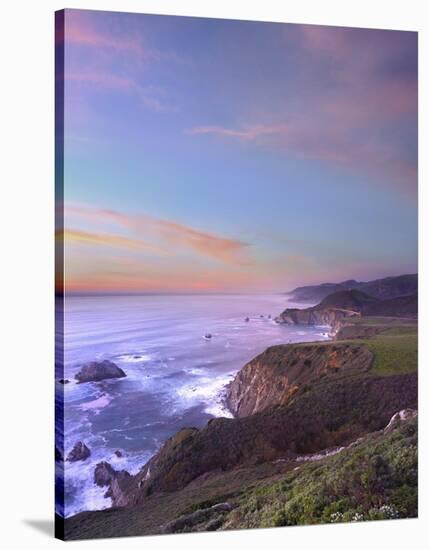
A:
[{"xmin": 0, "ymin": 0, "xmax": 427, "ymax": 547}]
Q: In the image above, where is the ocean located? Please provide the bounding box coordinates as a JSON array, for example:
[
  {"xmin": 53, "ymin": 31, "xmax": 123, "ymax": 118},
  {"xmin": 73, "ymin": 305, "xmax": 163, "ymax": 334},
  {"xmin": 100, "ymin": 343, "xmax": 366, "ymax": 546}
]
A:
[{"xmin": 56, "ymin": 294, "xmax": 329, "ymax": 517}]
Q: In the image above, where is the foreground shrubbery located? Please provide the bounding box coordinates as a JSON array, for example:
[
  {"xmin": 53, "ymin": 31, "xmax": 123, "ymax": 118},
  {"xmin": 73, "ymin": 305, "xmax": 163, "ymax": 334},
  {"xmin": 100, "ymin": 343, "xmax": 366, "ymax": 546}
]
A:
[{"xmin": 226, "ymin": 417, "xmax": 417, "ymax": 529}]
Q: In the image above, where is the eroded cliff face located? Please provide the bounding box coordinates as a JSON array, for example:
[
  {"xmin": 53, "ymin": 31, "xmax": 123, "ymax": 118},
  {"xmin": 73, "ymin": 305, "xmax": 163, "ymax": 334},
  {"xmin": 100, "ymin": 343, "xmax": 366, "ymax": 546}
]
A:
[
  {"xmin": 225, "ymin": 342, "xmax": 373, "ymax": 417},
  {"xmin": 98, "ymin": 369, "xmax": 416, "ymax": 504},
  {"xmin": 74, "ymin": 336, "xmax": 416, "ymax": 517},
  {"xmin": 275, "ymin": 307, "xmax": 359, "ymax": 330}
]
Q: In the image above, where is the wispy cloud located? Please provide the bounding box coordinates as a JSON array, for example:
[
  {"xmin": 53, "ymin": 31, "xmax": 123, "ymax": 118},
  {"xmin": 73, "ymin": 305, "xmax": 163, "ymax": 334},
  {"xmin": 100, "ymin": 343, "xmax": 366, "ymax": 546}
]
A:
[
  {"xmin": 65, "ymin": 10, "xmax": 145, "ymax": 55},
  {"xmin": 187, "ymin": 25, "xmax": 416, "ymax": 193},
  {"xmin": 186, "ymin": 125, "xmax": 289, "ymax": 141},
  {"xmin": 63, "ymin": 10, "xmax": 176, "ymax": 113},
  {"xmin": 65, "ymin": 203, "xmax": 250, "ymax": 265},
  {"xmin": 187, "ymin": 115, "xmax": 417, "ymax": 192},
  {"xmin": 58, "ymin": 228, "xmax": 162, "ymax": 254},
  {"xmin": 66, "ymin": 71, "xmax": 168, "ymax": 112}
]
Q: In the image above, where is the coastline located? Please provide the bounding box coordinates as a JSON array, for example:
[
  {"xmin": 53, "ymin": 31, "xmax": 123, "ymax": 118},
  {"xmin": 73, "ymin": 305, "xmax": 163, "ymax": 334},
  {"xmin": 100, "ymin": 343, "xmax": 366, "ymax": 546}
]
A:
[
  {"xmin": 61, "ymin": 287, "xmax": 418, "ymax": 537},
  {"xmin": 58, "ymin": 294, "xmax": 329, "ymax": 519}
]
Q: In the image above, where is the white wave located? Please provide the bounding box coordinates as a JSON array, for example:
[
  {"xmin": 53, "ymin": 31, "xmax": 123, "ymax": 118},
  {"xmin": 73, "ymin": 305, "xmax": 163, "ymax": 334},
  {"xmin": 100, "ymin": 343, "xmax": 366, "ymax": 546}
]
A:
[
  {"xmin": 175, "ymin": 373, "xmax": 235, "ymax": 419},
  {"xmin": 108, "ymin": 450, "xmax": 152, "ymax": 475},
  {"xmin": 64, "ymin": 449, "xmax": 113, "ymax": 518},
  {"xmin": 116, "ymin": 353, "xmax": 152, "ymax": 363},
  {"xmin": 78, "ymin": 394, "xmax": 112, "ymax": 413},
  {"xmin": 187, "ymin": 367, "xmax": 206, "ymax": 375}
]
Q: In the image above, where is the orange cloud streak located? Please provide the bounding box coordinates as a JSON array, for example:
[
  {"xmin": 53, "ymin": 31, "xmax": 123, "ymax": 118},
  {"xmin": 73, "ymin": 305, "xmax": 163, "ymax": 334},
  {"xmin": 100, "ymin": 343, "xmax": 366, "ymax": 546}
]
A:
[
  {"xmin": 65, "ymin": 204, "xmax": 250, "ymax": 264},
  {"xmin": 58, "ymin": 228, "xmax": 161, "ymax": 254}
]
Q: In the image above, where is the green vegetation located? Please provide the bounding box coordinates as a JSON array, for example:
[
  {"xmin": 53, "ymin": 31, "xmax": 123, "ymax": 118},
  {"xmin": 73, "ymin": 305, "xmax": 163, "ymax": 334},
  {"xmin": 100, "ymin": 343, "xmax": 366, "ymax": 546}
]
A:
[
  {"xmin": 288, "ymin": 317, "xmax": 417, "ymax": 376},
  {"xmin": 345, "ymin": 316, "xmax": 416, "ymax": 327},
  {"xmin": 364, "ymin": 327, "xmax": 417, "ymax": 376},
  {"xmin": 336, "ymin": 318, "xmax": 417, "ymax": 376},
  {"xmin": 65, "ymin": 417, "xmax": 417, "ymax": 538},
  {"xmin": 63, "ymin": 313, "xmax": 417, "ymax": 539},
  {"xmin": 226, "ymin": 417, "xmax": 417, "ymax": 529}
]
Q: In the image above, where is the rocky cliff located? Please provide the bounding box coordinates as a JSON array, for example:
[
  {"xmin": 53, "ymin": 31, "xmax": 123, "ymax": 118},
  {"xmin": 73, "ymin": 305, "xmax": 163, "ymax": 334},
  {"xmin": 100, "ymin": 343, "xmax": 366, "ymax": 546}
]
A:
[
  {"xmin": 276, "ymin": 289, "xmax": 417, "ymax": 330},
  {"xmin": 63, "ymin": 411, "xmax": 417, "ymax": 539},
  {"xmin": 63, "ymin": 311, "xmax": 418, "ymax": 539},
  {"xmin": 275, "ymin": 306, "xmax": 359, "ymax": 330},
  {"xmin": 92, "ymin": 366, "xmax": 416, "ymax": 503},
  {"xmin": 225, "ymin": 342, "xmax": 373, "ymax": 417}
]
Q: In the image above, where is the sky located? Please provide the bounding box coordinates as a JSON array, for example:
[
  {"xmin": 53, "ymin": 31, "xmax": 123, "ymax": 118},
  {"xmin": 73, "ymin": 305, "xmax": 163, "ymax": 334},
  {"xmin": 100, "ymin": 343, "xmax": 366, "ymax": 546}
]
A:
[{"xmin": 58, "ymin": 9, "xmax": 418, "ymax": 294}]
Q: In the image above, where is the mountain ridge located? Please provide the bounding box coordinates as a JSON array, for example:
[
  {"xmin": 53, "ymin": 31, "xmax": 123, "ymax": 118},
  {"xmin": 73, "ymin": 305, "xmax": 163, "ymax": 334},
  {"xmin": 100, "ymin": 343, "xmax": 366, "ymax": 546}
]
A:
[{"xmin": 287, "ymin": 274, "xmax": 417, "ymax": 303}]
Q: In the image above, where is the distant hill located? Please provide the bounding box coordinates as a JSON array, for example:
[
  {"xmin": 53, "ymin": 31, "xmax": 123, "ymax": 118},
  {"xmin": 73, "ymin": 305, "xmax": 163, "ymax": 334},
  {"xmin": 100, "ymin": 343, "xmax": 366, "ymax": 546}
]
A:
[
  {"xmin": 315, "ymin": 289, "xmax": 378, "ymax": 311},
  {"xmin": 287, "ymin": 274, "xmax": 417, "ymax": 303},
  {"xmin": 276, "ymin": 289, "xmax": 417, "ymax": 327},
  {"xmin": 363, "ymin": 292, "xmax": 417, "ymax": 318}
]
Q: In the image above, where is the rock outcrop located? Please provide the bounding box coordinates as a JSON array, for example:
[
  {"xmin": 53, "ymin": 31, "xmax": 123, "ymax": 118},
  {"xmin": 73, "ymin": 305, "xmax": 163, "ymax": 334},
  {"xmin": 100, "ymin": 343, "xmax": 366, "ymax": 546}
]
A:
[
  {"xmin": 75, "ymin": 360, "xmax": 126, "ymax": 383},
  {"xmin": 225, "ymin": 342, "xmax": 373, "ymax": 417},
  {"xmin": 276, "ymin": 289, "xmax": 417, "ymax": 329},
  {"xmin": 99, "ymin": 369, "xmax": 416, "ymax": 504},
  {"xmin": 94, "ymin": 462, "xmax": 135, "ymax": 507},
  {"xmin": 66, "ymin": 441, "xmax": 91, "ymax": 462},
  {"xmin": 63, "ymin": 413, "xmax": 417, "ymax": 539},
  {"xmin": 384, "ymin": 408, "xmax": 417, "ymax": 433},
  {"xmin": 275, "ymin": 289, "xmax": 373, "ymax": 328},
  {"xmin": 275, "ymin": 306, "xmax": 359, "ymax": 330}
]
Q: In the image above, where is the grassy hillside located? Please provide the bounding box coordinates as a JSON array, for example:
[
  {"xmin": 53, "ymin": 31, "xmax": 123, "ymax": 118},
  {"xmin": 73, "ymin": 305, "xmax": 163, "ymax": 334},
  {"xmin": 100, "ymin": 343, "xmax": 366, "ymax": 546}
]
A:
[
  {"xmin": 62, "ymin": 315, "xmax": 418, "ymax": 539},
  {"xmin": 225, "ymin": 416, "xmax": 417, "ymax": 529},
  {"xmin": 64, "ymin": 415, "xmax": 417, "ymax": 537},
  {"xmin": 335, "ymin": 317, "xmax": 417, "ymax": 376}
]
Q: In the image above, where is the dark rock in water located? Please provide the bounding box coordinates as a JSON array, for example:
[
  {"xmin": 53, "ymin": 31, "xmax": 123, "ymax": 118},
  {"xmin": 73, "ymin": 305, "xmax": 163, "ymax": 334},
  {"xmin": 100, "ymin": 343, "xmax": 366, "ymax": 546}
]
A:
[
  {"xmin": 67, "ymin": 441, "xmax": 91, "ymax": 462},
  {"xmin": 94, "ymin": 462, "xmax": 116, "ymax": 486},
  {"xmin": 204, "ymin": 334, "xmax": 212, "ymax": 339},
  {"xmin": 58, "ymin": 379, "xmax": 70, "ymax": 385},
  {"xmin": 75, "ymin": 360, "xmax": 126, "ymax": 383},
  {"xmin": 114, "ymin": 450, "xmax": 123, "ymax": 458},
  {"xmin": 259, "ymin": 314, "xmax": 264, "ymax": 318},
  {"xmin": 94, "ymin": 461, "xmax": 134, "ymax": 507},
  {"xmin": 133, "ymin": 355, "xmax": 141, "ymax": 359},
  {"xmin": 245, "ymin": 317, "xmax": 250, "ymax": 322}
]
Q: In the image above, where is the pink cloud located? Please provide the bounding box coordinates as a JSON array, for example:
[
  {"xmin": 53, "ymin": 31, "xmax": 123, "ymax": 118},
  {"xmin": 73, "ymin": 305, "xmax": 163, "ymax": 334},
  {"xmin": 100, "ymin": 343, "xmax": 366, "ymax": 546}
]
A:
[
  {"xmin": 59, "ymin": 228, "xmax": 163, "ymax": 254},
  {"xmin": 65, "ymin": 10, "xmax": 143, "ymax": 55},
  {"xmin": 186, "ymin": 124, "xmax": 289, "ymax": 141},
  {"xmin": 300, "ymin": 25, "xmax": 354, "ymax": 58},
  {"xmin": 66, "ymin": 70, "xmax": 168, "ymax": 112},
  {"xmin": 65, "ymin": 203, "xmax": 251, "ymax": 265},
  {"xmin": 186, "ymin": 25, "xmax": 416, "ymax": 193},
  {"xmin": 187, "ymin": 115, "xmax": 416, "ymax": 193}
]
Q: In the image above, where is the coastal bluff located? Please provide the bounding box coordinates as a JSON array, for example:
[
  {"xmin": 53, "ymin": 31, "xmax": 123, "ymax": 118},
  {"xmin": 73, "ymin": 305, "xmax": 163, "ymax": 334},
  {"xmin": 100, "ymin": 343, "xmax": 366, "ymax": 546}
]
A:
[
  {"xmin": 275, "ymin": 289, "xmax": 417, "ymax": 332},
  {"xmin": 62, "ymin": 284, "xmax": 418, "ymax": 539},
  {"xmin": 225, "ymin": 342, "xmax": 373, "ymax": 417}
]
